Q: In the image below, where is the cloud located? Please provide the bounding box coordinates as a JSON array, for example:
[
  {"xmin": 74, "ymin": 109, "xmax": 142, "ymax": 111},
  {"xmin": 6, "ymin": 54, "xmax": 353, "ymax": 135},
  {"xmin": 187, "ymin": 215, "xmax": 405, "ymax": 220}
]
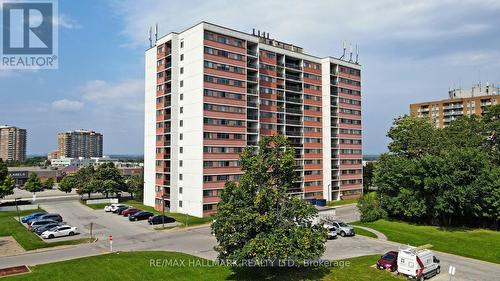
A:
[
  {"xmin": 80, "ymin": 79, "xmax": 144, "ymax": 112},
  {"xmin": 109, "ymin": 0, "xmax": 500, "ymax": 50},
  {"xmin": 52, "ymin": 99, "xmax": 84, "ymax": 111},
  {"xmin": 55, "ymin": 14, "xmax": 82, "ymax": 29}
]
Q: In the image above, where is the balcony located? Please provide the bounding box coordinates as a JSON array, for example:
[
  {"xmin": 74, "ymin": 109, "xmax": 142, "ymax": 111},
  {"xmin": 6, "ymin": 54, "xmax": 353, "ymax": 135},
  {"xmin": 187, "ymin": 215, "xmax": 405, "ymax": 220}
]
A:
[
  {"xmin": 247, "ymin": 88, "xmax": 258, "ymax": 95},
  {"xmin": 285, "ymin": 63, "xmax": 301, "ymax": 70},
  {"xmin": 247, "ymin": 62, "xmax": 258, "ymax": 69},
  {"xmin": 286, "ymin": 97, "xmax": 302, "ymax": 103},
  {"xmin": 286, "ymin": 108, "xmax": 302, "ymax": 114},
  {"xmin": 286, "ymin": 85, "xmax": 302, "ymax": 92},
  {"xmin": 285, "ymin": 74, "xmax": 302, "ymax": 81}
]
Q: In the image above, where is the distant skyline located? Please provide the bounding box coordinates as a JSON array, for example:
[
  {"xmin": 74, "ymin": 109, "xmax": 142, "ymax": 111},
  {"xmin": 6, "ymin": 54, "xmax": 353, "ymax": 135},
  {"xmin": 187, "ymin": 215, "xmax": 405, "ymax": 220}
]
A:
[{"xmin": 1, "ymin": 0, "xmax": 500, "ymax": 155}]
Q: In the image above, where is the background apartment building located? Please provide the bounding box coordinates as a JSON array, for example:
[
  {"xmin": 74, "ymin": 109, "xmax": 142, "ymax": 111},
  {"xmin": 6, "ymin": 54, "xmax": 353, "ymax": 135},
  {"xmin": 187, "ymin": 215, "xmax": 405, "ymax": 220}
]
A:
[
  {"xmin": 411, "ymin": 83, "xmax": 499, "ymax": 128},
  {"xmin": 57, "ymin": 130, "xmax": 103, "ymax": 158},
  {"xmin": 0, "ymin": 125, "xmax": 27, "ymax": 161},
  {"xmin": 144, "ymin": 22, "xmax": 363, "ymax": 217}
]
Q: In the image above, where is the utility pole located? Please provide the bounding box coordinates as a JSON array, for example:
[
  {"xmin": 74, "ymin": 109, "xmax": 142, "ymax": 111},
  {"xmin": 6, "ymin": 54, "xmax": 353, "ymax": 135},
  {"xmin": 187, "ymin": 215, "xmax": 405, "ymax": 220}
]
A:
[{"xmin": 14, "ymin": 197, "xmax": 21, "ymax": 223}]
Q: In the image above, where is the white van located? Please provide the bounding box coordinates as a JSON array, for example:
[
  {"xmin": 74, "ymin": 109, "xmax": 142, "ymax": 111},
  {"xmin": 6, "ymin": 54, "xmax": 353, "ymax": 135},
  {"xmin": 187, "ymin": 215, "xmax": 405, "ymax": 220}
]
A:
[{"xmin": 397, "ymin": 245, "xmax": 440, "ymax": 281}]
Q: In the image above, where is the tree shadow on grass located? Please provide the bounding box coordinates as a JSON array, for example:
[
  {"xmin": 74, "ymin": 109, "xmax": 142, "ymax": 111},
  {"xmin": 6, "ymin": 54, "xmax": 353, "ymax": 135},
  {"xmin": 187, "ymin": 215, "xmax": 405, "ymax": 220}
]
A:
[{"xmin": 225, "ymin": 266, "xmax": 331, "ymax": 281}]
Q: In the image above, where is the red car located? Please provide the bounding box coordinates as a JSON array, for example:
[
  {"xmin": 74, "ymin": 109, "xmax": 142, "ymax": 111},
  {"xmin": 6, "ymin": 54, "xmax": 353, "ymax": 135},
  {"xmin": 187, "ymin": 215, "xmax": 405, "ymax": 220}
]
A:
[
  {"xmin": 121, "ymin": 208, "xmax": 141, "ymax": 217},
  {"xmin": 376, "ymin": 251, "xmax": 398, "ymax": 271}
]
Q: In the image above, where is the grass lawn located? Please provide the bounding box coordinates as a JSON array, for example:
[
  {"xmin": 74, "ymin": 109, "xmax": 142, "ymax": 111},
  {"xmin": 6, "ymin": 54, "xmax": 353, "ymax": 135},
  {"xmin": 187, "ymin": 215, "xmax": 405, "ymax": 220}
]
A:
[
  {"xmin": 353, "ymin": 220, "xmax": 500, "ymax": 264},
  {"xmin": 327, "ymin": 198, "xmax": 358, "ymax": 207},
  {"xmin": 352, "ymin": 226, "xmax": 377, "ymax": 239},
  {"xmin": 120, "ymin": 200, "xmax": 213, "ymax": 227},
  {"xmin": 3, "ymin": 251, "xmax": 402, "ymax": 281},
  {"xmin": 81, "ymin": 202, "xmax": 109, "ymax": 210},
  {"xmin": 0, "ymin": 209, "xmax": 93, "ymax": 251}
]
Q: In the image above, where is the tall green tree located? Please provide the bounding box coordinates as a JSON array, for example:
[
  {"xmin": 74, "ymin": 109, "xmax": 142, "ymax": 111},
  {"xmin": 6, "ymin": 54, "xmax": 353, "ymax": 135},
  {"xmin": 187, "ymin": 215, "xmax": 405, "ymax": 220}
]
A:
[
  {"xmin": 483, "ymin": 105, "xmax": 500, "ymax": 164},
  {"xmin": 363, "ymin": 161, "xmax": 375, "ymax": 193},
  {"xmin": 387, "ymin": 116, "xmax": 442, "ymax": 159},
  {"xmin": 58, "ymin": 175, "xmax": 77, "ymax": 193},
  {"xmin": 127, "ymin": 174, "xmax": 144, "ymax": 199},
  {"xmin": 375, "ymin": 111, "xmax": 500, "ymax": 227},
  {"xmin": 94, "ymin": 163, "xmax": 125, "ymax": 197},
  {"xmin": 25, "ymin": 173, "xmax": 43, "ymax": 196},
  {"xmin": 42, "ymin": 177, "xmax": 55, "ymax": 190},
  {"xmin": 0, "ymin": 159, "xmax": 15, "ymax": 199},
  {"xmin": 212, "ymin": 135, "xmax": 326, "ymax": 264}
]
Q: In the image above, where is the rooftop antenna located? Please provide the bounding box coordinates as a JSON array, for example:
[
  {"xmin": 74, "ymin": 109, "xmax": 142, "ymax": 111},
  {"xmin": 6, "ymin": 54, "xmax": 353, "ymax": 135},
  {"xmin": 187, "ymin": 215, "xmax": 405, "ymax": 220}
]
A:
[
  {"xmin": 154, "ymin": 23, "xmax": 158, "ymax": 44},
  {"xmin": 148, "ymin": 26, "xmax": 152, "ymax": 47},
  {"xmin": 349, "ymin": 43, "xmax": 353, "ymax": 62},
  {"xmin": 339, "ymin": 41, "xmax": 346, "ymax": 60},
  {"xmin": 252, "ymin": 28, "xmax": 255, "ymax": 35},
  {"xmin": 355, "ymin": 45, "xmax": 359, "ymax": 64}
]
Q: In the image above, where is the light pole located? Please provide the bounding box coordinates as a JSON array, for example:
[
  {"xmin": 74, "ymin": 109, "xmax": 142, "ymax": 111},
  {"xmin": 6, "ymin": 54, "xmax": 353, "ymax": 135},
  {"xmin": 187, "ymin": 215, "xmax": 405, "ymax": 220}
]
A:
[
  {"xmin": 162, "ymin": 195, "xmax": 166, "ymax": 229},
  {"xmin": 14, "ymin": 197, "xmax": 21, "ymax": 223}
]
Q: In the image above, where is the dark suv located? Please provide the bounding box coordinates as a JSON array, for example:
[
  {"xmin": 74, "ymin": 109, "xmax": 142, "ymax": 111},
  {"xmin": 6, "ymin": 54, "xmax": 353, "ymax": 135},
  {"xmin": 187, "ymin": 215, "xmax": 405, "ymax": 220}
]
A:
[{"xmin": 38, "ymin": 214, "xmax": 63, "ymax": 222}]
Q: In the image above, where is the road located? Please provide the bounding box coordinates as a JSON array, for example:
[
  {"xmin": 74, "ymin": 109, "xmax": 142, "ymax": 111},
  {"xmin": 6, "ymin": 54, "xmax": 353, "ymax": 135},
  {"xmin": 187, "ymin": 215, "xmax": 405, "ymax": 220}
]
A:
[{"xmin": 1, "ymin": 201, "xmax": 499, "ymax": 281}]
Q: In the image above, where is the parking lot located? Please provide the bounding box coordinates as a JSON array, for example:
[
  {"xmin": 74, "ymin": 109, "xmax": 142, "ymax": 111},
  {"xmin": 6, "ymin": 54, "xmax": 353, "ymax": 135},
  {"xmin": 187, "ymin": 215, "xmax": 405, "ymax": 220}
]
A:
[{"xmin": 38, "ymin": 201, "xmax": 174, "ymax": 242}]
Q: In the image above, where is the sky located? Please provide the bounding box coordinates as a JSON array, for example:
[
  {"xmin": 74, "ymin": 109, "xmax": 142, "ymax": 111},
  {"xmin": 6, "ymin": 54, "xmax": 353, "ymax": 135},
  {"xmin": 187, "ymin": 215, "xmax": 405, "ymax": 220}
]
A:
[{"xmin": 1, "ymin": 0, "xmax": 500, "ymax": 156}]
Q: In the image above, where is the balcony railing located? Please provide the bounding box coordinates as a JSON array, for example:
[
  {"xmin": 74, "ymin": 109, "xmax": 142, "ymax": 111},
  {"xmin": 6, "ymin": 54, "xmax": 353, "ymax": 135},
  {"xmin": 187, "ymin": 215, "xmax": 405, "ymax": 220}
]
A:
[
  {"xmin": 285, "ymin": 63, "xmax": 301, "ymax": 70},
  {"xmin": 286, "ymin": 86, "xmax": 302, "ymax": 92},
  {"xmin": 285, "ymin": 74, "xmax": 302, "ymax": 81}
]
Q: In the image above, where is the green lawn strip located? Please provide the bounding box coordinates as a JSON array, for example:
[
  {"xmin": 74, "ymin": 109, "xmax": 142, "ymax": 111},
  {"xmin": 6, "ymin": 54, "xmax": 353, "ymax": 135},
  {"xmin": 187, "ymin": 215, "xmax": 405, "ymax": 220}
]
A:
[
  {"xmin": 0, "ymin": 209, "xmax": 93, "ymax": 251},
  {"xmin": 353, "ymin": 220, "xmax": 500, "ymax": 264},
  {"xmin": 3, "ymin": 251, "xmax": 402, "ymax": 281},
  {"xmin": 120, "ymin": 200, "xmax": 213, "ymax": 227},
  {"xmin": 352, "ymin": 226, "xmax": 377, "ymax": 238},
  {"xmin": 79, "ymin": 201, "xmax": 109, "ymax": 210},
  {"xmin": 327, "ymin": 198, "xmax": 358, "ymax": 207}
]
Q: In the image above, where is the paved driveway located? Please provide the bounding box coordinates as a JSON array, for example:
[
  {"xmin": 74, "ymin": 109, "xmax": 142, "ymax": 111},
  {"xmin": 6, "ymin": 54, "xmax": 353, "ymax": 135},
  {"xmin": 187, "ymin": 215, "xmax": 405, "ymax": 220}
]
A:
[
  {"xmin": 39, "ymin": 201, "xmax": 166, "ymax": 241},
  {"xmin": 3, "ymin": 200, "xmax": 497, "ymax": 281}
]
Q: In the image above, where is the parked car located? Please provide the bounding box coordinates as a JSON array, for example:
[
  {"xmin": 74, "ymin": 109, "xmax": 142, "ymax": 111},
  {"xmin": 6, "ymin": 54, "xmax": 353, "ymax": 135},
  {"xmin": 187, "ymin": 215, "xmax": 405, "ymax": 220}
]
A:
[
  {"xmin": 376, "ymin": 251, "xmax": 398, "ymax": 271},
  {"xmin": 122, "ymin": 208, "xmax": 141, "ymax": 217},
  {"xmin": 329, "ymin": 220, "xmax": 355, "ymax": 237},
  {"xmin": 114, "ymin": 205, "xmax": 129, "ymax": 214},
  {"xmin": 41, "ymin": 225, "xmax": 78, "ymax": 239},
  {"xmin": 109, "ymin": 204, "xmax": 127, "ymax": 213},
  {"xmin": 129, "ymin": 211, "xmax": 154, "ymax": 221},
  {"xmin": 28, "ymin": 219, "xmax": 57, "ymax": 231},
  {"xmin": 148, "ymin": 215, "xmax": 176, "ymax": 225},
  {"xmin": 397, "ymin": 246, "xmax": 440, "ymax": 281},
  {"xmin": 21, "ymin": 212, "xmax": 46, "ymax": 223},
  {"xmin": 37, "ymin": 213, "xmax": 63, "ymax": 223},
  {"xmin": 34, "ymin": 222, "xmax": 62, "ymax": 235},
  {"xmin": 104, "ymin": 203, "xmax": 121, "ymax": 212},
  {"xmin": 323, "ymin": 223, "xmax": 338, "ymax": 239}
]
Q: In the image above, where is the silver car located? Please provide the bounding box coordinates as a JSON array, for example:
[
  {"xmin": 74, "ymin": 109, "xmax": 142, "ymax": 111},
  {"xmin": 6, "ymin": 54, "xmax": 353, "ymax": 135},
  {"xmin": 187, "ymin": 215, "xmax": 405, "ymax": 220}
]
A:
[
  {"xmin": 323, "ymin": 224, "xmax": 338, "ymax": 239},
  {"xmin": 329, "ymin": 220, "xmax": 355, "ymax": 237}
]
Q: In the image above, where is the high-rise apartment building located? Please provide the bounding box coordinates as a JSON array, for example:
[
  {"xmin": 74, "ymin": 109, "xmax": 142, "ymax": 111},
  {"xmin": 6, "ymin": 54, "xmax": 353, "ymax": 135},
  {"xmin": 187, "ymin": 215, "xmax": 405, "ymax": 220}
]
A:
[
  {"xmin": 410, "ymin": 83, "xmax": 499, "ymax": 128},
  {"xmin": 144, "ymin": 22, "xmax": 363, "ymax": 217},
  {"xmin": 0, "ymin": 125, "xmax": 27, "ymax": 161},
  {"xmin": 57, "ymin": 130, "xmax": 103, "ymax": 158}
]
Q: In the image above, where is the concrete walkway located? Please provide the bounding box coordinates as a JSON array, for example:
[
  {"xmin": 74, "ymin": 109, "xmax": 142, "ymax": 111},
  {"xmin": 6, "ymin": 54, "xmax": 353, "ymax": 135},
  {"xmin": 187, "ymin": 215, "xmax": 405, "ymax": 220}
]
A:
[{"xmin": 354, "ymin": 225, "xmax": 388, "ymax": 240}]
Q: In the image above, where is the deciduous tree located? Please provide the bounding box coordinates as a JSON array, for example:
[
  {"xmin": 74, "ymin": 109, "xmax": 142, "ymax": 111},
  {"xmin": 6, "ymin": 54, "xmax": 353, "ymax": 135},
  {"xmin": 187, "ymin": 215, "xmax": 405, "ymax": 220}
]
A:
[{"xmin": 212, "ymin": 135, "xmax": 326, "ymax": 264}]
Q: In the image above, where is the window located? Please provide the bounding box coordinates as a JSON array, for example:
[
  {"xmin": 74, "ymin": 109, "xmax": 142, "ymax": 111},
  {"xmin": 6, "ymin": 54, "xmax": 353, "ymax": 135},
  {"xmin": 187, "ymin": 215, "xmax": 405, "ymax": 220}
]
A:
[
  {"xmin": 204, "ymin": 46, "xmax": 244, "ymax": 61},
  {"xmin": 179, "ymin": 160, "xmax": 183, "ymax": 167},
  {"xmin": 180, "ymin": 107, "xmax": 183, "ymax": 113},
  {"xmin": 180, "ymin": 54, "xmax": 184, "ymax": 61},
  {"xmin": 180, "ymin": 147, "xmax": 183, "ymax": 153},
  {"xmin": 179, "ymin": 201, "xmax": 183, "ymax": 207},
  {"xmin": 179, "ymin": 120, "xmax": 183, "ymax": 127},
  {"xmin": 179, "ymin": 187, "xmax": 183, "ymax": 194},
  {"xmin": 180, "ymin": 93, "xmax": 183, "ymax": 100},
  {"xmin": 179, "ymin": 174, "xmax": 183, "ymax": 180},
  {"xmin": 180, "ymin": 41, "xmax": 184, "ymax": 48},
  {"xmin": 179, "ymin": 133, "xmax": 183, "ymax": 140},
  {"xmin": 180, "ymin": 80, "xmax": 183, "ymax": 87},
  {"xmin": 204, "ymin": 89, "xmax": 243, "ymax": 100},
  {"xmin": 180, "ymin": 67, "xmax": 184, "ymax": 74}
]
